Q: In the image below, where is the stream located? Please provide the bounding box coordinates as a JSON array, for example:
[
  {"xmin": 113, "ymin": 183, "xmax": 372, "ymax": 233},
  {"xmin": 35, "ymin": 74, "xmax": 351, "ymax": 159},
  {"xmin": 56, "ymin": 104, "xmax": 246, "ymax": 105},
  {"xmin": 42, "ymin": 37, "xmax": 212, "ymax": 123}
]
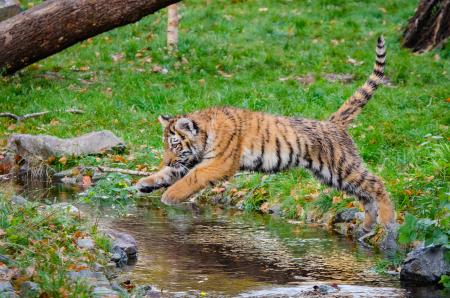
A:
[{"xmin": 5, "ymin": 181, "xmax": 445, "ymax": 297}]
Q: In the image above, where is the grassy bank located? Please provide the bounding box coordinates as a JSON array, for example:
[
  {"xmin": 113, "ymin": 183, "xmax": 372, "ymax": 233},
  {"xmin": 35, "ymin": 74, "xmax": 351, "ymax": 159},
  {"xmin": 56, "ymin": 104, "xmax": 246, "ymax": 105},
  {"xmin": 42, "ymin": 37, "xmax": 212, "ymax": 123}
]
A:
[
  {"xmin": 0, "ymin": 193, "xmax": 111, "ymax": 297},
  {"xmin": 1, "ymin": 0, "xmax": 449, "ymax": 280}
]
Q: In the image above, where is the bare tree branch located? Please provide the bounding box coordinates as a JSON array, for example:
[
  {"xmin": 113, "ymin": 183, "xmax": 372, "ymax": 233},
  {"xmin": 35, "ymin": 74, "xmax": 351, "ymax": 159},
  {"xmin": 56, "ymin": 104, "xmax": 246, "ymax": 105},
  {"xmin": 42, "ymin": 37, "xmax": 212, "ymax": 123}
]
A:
[
  {"xmin": 98, "ymin": 166, "xmax": 151, "ymax": 176},
  {"xmin": 0, "ymin": 109, "xmax": 84, "ymax": 122}
]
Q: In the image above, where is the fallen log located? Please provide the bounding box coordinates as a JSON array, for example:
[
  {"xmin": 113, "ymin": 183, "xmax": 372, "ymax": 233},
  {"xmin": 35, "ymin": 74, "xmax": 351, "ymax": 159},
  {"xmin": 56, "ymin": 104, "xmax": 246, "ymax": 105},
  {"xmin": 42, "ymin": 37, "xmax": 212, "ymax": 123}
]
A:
[{"xmin": 0, "ymin": 0, "xmax": 180, "ymax": 74}]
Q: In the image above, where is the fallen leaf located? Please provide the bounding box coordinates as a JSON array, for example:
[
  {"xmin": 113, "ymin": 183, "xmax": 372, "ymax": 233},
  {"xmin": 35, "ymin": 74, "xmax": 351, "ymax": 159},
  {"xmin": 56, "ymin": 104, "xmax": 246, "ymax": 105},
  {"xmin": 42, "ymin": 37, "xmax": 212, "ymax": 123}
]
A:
[
  {"xmin": 445, "ymin": 98, "xmax": 450, "ymax": 103},
  {"xmin": 296, "ymin": 205, "xmax": 304, "ymax": 217},
  {"xmin": 111, "ymin": 53, "xmax": 125, "ymax": 62},
  {"xmin": 0, "ymin": 229, "xmax": 5, "ymax": 237},
  {"xmin": 211, "ymin": 187, "xmax": 225, "ymax": 194},
  {"xmin": 323, "ymin": 73, "xmax": 354, "ymax": 83},
  {"xmin": 260, "ymin": 202, "xmax": 270, "ymax": 214},
  {"xmin": 50, "ymin": 119, "xmax": 59, "ymax": 126},
  {"xmin": 79, "ymin": 66, "xmax": 90, "ymax": 72},
  {"xmin": 424, "ymin": 176, "xmax": 434, "ymax": 182},
  {"xmin": 347, "ymin": 57, "xmax": 364, "ymax": 66},
  {"xmin": 111, "ymin": 155, "xmax": 126, "ymax": 163},
  {"xmin": 47, "ymin": 156, "xmax": 56, "ymax": 164},
  {"xmin": 217, "ymin": 70, "xmax": 233, "ymax": 78},
  {"xmin": 152, "ymin": 65, "xmax": 168, "ymax": 74},
  {"xmin": 295, "ymin": 74, "xmax": 315, "ymax": 85},
  {"xmin": 67, "ymin": 264, "xmax": 89, "ymax": 272},
  {"xmin": 332, "ymin": 196, "xmax": 341, "ymax": 204},
  {"xmin": 58, "ymin": 156, "xmax": 67, "ymax": 165},
  {"xmin": 82, "ymin": 176, "xmax": 92, "ymax": 187},
  {"xmin": 404, "ymin": 189, "xmax": 414, "ymax": 196}
]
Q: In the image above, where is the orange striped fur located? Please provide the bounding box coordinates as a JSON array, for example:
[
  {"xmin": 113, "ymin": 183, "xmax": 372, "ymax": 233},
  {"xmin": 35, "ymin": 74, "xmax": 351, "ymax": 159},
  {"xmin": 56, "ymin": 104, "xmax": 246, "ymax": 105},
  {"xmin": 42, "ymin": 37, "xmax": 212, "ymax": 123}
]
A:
[{"xmin": 136, "ymin": 36, "xmax": 395, "ymax": 231}]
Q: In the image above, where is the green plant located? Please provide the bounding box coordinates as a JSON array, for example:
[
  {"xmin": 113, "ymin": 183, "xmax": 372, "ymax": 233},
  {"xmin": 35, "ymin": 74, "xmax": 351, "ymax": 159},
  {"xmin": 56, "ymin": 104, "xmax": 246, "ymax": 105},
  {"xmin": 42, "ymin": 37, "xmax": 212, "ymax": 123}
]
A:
[{"xmin": 398, "ymin": 213, "xmax": 449, "ymax": 246}]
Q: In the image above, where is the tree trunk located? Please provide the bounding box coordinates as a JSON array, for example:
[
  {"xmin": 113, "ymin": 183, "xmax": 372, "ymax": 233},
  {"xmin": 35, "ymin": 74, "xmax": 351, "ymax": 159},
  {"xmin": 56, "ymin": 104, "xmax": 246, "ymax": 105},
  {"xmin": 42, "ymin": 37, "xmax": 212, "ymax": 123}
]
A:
[
  {"xmin": 403, "ymin": 0, "xmax": 450, "ymax": 53},
  {"xmin": 0, "ymin": 0, "xmax": 180, "ymax": 75},
  {"xmin": 167, "ymin": 4, "xmax": 179, "ymax": 52}
]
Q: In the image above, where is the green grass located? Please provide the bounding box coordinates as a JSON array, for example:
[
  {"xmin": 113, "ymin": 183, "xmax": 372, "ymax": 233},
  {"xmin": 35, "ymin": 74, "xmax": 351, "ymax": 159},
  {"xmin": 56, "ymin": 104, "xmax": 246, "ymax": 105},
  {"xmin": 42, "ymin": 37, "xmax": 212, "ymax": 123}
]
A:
[
  {"xmin": 2, "ymin": 0, "xmax": 449, "ymax": 246},
  {"xmin": 0, "ymin": 194, "xmax": 111, "ymax": 297}
]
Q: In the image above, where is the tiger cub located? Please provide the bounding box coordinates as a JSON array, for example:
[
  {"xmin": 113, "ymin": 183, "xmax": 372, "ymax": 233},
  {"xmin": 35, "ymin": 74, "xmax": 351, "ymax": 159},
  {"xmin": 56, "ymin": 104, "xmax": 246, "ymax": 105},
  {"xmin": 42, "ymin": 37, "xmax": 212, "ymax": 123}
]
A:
[{"xmin": 136, "ymin": 36, "xmax": 395, "ymax": 233}]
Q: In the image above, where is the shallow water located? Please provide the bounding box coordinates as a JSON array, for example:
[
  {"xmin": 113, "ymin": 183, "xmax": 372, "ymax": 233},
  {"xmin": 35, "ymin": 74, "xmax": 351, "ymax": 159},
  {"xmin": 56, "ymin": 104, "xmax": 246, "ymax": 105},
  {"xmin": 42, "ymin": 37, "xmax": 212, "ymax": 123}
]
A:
[{"xmin": 3, "ymin": 181, "xmax": 446, "ymax": 297}]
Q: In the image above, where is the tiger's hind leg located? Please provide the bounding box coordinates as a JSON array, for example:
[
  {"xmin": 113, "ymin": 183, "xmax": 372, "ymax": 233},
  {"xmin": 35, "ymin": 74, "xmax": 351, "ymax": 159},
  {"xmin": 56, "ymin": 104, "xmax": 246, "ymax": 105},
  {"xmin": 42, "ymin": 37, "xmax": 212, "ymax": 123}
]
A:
[{"xmin": 339, "ymin": 164, "xmax": 395, "ymax": 230}]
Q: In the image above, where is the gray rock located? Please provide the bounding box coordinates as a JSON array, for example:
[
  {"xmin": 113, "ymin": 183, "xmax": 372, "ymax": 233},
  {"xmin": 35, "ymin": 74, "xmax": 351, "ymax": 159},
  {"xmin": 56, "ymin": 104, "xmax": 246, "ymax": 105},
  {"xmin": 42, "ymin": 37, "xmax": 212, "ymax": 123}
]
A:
[
  {"xmin": 106, "ymin": 262, "xmax": 117, "ymax": 271},
  {"xmin": 355, "ymin": 211, "xmax": 365, "ymax": 221},
  {"xmin": 7, "ymin": 130, "xmax": 125, "ymax": 160},
  {"xmin": 50, "ymin": 202, "xmax": 79, "ymax": 215},
  {"xmin": 333, "ymin": 222, "xmax": 354, "ymax": 236},
  {"xmin": 110, "ymin": 245, "xmax": 128, "ymax": 267},
  {"xmin": 0, "ymin": 266, "xmax": 15, "ymax": 281},
  {"xmin": 400, "ymin": 244, "xmax": 450, "ymax": 284},
  {"xmin": 54, "ymin": 166, "xmax": 101, "ymax": 183},
  {"xmin": 77, "ymin": 237, "xmax": 95, "ymax": 250},
  {"xmin": 11, "ymin": 195, "xmax": 27, "ymax": 205},
  {"xmin": 333, "ymin": 208, "xmax": 359, "ymax": 223},
  {"xmin": 0, "ymin": 0, "xmax": 20, "ymax": 22},
  {"xmin": 107, "ymin": 230, "xmax": 138, "ymax": 259},
  {"xmin": 268, "ymin": 204, "xmax": 283, "ymax": 217},
  {"xmin": 93, "ymin": 263, "xmax": 104, "ymax": 271},
  {"xmin": 92, "ymin": 286, "xmax": 120, "ymax": 298},
  {"xmin": 92, "ymin": 170, "xmax": 108, "ymax": 182},
  {"xmin": 314, "ymin": 284, "xmax": 339, "ymax": 294},
  {"xmin": 0, "ymin": 281, "xmax": 14, "ymax": 294},
  {"xmin": 53, "ymin": 168, "xmax": 78, "ymax": 180},
  {"xmin": 60, "ymin": 176, "xmax": 80, "ymax": 185},
  {"xmin": 20, "ymin": 281, "xmax": 41, "ymax": 298},
  {"xmin": 134, "ymin": 285, "xmax": 162, "ymax": 298},
  {"xmin": 110, "ymin": 282, "xmax": 128, "ymax": 296},
  {"xmin": 67, "ymin": 270, "xmax": 110, "ymax": 288},
  {"xmin": 0, "ymin": 255, "xmax": 15, "ymax": 266}
]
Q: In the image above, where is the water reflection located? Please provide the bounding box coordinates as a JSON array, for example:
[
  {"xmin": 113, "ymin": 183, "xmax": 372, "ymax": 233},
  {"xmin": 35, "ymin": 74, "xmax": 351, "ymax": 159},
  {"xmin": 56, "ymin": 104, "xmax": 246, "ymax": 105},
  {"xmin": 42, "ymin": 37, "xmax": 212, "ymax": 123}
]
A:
[
  {"xmin": 2, "ymin": 182, "xmax": 445, "ymax": 297},
  {"xmin": 101, "ymin": 205, "xmax": 398, "ymax": 295}
]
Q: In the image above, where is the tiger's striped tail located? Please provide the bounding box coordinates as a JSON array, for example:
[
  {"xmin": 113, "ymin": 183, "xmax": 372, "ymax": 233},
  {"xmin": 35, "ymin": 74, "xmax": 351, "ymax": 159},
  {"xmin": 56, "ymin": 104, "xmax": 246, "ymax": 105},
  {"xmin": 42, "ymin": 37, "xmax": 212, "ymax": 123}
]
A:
[{"xmin": 329, "ymin": 36, "xmax": 386, "ymax": 127}]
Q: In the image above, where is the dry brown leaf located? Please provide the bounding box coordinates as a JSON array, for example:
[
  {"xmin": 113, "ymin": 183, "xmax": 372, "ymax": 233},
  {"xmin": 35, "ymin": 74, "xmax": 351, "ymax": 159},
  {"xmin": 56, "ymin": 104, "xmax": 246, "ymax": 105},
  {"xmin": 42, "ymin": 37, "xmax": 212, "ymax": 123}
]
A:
[
  {"xmin": 347, "ymin": 57, "xmax": 364, "ymax": 66},
  {"xmin": 111, "ymin": 155, "xmax": 126, "ymax": 163},
  {"xmin": 218, "ymin": 70, "xmax": 233, "ymax": 78},
  {"xmin": 295, "ymin": 74, "xmax": 315, "ymax": 85},
  {"xmin": 111, "ymin": 53, "xmax": 125, "ymax": 62},
  {"xmin": 424, "ymin": 176, "xmax": 434, "ymax": 182},
  {"xmin": 332, "ymin": 196, "xmax": 341, "ymax": 204},
  {"xmin": 260, "ymin": 202, "xmax": 270, "ymax": 214},
  {"xmin": 58, "ymin": 156, "xmax": 67, "ymax": 165},
  {"xmin": 211, "ymin": 187, "xmax": 225, "ymax": 194},
  {"xmin": 82, "ymin": 176, "xmax": 92, "ymax": 187}
]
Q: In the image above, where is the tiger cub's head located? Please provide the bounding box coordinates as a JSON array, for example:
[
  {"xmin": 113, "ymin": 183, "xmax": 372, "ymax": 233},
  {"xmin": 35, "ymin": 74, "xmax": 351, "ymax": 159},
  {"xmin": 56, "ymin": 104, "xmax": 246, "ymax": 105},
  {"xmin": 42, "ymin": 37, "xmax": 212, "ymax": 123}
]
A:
[{"xmin": 158, "ymin": 115, "xmax": 204, "ymax": 170}]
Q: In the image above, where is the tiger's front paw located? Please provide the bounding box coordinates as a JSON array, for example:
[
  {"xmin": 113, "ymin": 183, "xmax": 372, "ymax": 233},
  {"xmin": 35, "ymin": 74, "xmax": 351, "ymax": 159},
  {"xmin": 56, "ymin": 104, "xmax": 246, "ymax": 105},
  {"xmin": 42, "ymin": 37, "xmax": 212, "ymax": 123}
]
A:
[
  {"xmin": 161, "ymin": 187, "xmax": 189, "ymax": 205},
  {"xmin": 136, "ymin": 177, "xmax": 162, "ymax": 193}
]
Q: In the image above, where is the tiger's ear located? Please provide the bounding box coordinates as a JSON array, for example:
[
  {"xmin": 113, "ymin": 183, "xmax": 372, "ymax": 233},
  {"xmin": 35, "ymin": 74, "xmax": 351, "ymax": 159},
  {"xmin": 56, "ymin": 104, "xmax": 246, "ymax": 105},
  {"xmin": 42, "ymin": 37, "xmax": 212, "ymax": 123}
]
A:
[
  {"xmin": 158, "ymin": 115, "xmax": 172, "ymax": 128},
  {"xmin": 175, "ymin": 118, "xmax": 198, "ymax": 137}
]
